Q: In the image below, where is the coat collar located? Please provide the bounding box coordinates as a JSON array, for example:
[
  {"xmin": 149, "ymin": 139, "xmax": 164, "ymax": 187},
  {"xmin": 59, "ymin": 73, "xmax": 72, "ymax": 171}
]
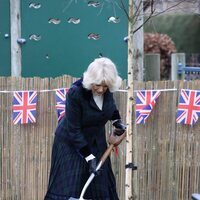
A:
[
  {"xmin": 89, "ymin": 89, "xmax": 111, "ymax": 111},
  {"xmin": 73, "ymin": 78, "xmax": 112, "ymax": 111}
]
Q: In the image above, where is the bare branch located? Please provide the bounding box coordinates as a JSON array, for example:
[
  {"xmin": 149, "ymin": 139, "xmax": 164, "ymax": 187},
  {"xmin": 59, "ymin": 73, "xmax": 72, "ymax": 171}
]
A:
[
  {"xmin": 133, "ymin": 0, "xmax": 143, "ymax": 22},
  {"xmin": 150, "ymin": 0, "xmax": 195, "ymax": 16},
  {"xmin": 119, "ymin": 0, "xmax": 130, "ymax": 20},
  {"xmin": 143, "ymin": 0, "xmax": 155, "ymax": 12},
  {"xmin": 131, "ymin": 0, "xmax": 196, "ymax": 35},
  {"xmin": 120, "ymin": 0, "xmax": 197, "ymax": 36},
  {"xmin": 130, "ymin": 1, "xmax": 148, "ymax": 29},
  {"xmin": 132, "ymin": 10, "xmax": 155, "ymax": 35},
  {"xmin": 150, "ymin": 0, "xmax": 154, "ymax": 13},
  {"xmin": 131, "ymin": 0, "xmax": 155, "ymax": 35}
]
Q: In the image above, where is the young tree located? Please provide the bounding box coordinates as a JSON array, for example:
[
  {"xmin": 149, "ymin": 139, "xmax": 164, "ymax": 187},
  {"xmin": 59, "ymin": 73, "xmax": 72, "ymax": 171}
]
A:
[{"xmin": 119, "ymin": 0, "xmax": 199, "ymax": 199}]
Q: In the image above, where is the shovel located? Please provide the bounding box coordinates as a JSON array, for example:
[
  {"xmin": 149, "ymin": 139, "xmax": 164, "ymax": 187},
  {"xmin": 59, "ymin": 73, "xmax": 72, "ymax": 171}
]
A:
[{"xmin": 69, "ymin": 144, "xmax": 114, "ymax": 200}]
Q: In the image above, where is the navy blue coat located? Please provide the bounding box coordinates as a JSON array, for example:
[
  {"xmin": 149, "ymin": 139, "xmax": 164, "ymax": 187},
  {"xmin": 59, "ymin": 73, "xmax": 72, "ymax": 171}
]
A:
[{"xmin": 44, "ymin": 79, "xmax": 121, "ymax": 200}]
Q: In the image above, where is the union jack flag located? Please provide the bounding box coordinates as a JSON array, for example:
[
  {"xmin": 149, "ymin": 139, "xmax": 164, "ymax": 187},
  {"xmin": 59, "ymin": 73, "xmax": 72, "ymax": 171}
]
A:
[
  {"xmin": 136, "ymin": 90, "xmax": 161, "ymax": 124},
  {"xmin": 12, "ymin": 91, "xmax": 38, "ymax": 124},
  {"xmin": 176, "ymin": 89, "xmax": 200, "ymax": 125},
  {"xmin": 55, "ymin": 88, "xmax": 69, "ymax": 121}
]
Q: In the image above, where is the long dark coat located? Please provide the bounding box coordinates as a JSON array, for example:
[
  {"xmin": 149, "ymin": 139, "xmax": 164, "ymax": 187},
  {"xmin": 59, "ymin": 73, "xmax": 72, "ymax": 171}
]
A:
[{"xmin": 44, "ymin": 79, "xmax": 121, "ymax": 200}]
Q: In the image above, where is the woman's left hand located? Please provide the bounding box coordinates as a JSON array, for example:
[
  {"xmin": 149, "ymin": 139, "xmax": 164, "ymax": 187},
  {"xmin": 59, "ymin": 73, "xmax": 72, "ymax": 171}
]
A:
[{"xmin": 108, "ymin": 130, "xmax": 126, "ymax": 147}]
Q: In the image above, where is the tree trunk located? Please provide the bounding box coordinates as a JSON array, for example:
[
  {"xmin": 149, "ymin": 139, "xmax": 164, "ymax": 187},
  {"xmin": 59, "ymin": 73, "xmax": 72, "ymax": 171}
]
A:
[
  {"xmin": 125, "ymin": 0, "xmax": 134, "ymax": 199},
  {"xmin": 125, "ymin": 0, "xmax": 143, "ymax": 199}
]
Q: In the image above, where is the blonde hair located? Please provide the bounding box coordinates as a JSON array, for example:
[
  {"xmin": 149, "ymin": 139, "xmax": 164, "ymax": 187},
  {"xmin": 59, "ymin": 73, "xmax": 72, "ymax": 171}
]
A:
[{"xmin": 82, "ymin": 57, "xmax": 122, "ymax": 92}]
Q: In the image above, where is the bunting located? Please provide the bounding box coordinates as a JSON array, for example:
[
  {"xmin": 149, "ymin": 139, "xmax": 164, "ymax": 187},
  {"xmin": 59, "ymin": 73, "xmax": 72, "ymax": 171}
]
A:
[
  {"xmin": 12, "ymin": 91, "xmax": 38, "ymax": 124},
  {"xmin": 136, "ymin": 90, "xmax": 161, "ymax": 124},
  {"xmin": 5, "ymin": 87, "xmax": 200, "ymax": 125},
  {"xmin": 55, "ymin": 88, "xmax": 69, "ymax": 121},
  {"xmin": 176, "ymin": 89, "xmax": 200, "ymax": 125}
]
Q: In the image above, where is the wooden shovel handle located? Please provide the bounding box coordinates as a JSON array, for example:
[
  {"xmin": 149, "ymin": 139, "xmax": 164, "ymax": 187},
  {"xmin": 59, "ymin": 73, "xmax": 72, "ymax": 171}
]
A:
[{"xmin": 100, "ymin": 144, "xmax": 114, "ymax": 163}]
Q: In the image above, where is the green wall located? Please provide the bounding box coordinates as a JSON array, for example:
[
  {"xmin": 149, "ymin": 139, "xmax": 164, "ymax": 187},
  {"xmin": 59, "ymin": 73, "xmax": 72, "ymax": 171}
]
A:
[
  {"xmin": 21, "ymin": 0, "xmax": 128, "ymax": 78},
  {"xmin": 0, "ymin": 0, "xmax": 11, "ymax": 76}
]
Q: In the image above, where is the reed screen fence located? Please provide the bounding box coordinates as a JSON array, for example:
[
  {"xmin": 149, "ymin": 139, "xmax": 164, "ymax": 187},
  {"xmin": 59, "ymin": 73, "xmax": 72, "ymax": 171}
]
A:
[{"xmin": 0, "ymin": 76, "xmax": 200, "ymax": 200}]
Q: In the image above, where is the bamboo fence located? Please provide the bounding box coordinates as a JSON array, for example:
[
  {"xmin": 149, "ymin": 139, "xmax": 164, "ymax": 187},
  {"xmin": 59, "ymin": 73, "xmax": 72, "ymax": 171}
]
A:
[{"xmin": 0, "ymin": 76, "xmax": 200, "ymax": 200}]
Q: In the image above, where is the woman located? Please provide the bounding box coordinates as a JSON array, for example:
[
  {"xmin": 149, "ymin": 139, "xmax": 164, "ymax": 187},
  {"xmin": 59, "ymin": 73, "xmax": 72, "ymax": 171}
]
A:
[{"xmin": 44, "ymin": 57, "xmax": 126, "ymax": 200}]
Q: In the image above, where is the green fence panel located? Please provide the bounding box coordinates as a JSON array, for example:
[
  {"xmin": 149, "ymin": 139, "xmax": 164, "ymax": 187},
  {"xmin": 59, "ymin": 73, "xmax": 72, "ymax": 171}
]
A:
[
  {"xmin": 21, "ymin": 0, "xmax": 128, "ymax": 79},
  {"xmin": 0, "ymin": 0, "xmax": 11, "ymax": 76}
]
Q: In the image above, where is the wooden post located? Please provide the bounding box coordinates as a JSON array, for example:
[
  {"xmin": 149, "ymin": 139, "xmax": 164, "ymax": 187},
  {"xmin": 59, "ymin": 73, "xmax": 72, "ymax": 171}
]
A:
[
  {"xmin": 10, "ymin": 0, "xmax": 22, "ymax": 77},
  {"xmin": 171, "ymin": 53, "xmax": 186, "ymax": 80},
  {"xmin": 132, "ymin": 1, "xmax": 144, "ymax": 81},
  {"xmin": 144, "ymin": 53, "xmax": 160, "ymax": 81}
]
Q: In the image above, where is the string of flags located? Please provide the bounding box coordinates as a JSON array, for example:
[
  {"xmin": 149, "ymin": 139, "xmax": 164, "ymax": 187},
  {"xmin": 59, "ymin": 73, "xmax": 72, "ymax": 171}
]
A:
[
  {"xmin": 136, "ymin": 90, "xmax": 161, "ymax": 124},
  {"xmin": 12, "ymin": 88, "xmax": 69, "ymax": 125},
  {"xmin": 1, "ymin": 88, "xmax": 200, "ymax": 126},
  {"xmin": 176, "ymin": 89, "xmax": 200, "ymax": 125},
  {"xmin": 55, "ymin": 88, "xmax": 69, "ymax": 122},
  {"xmin": 12, "ymin": 91, "xmax": 38, "ymax": 124},
  {"xmin": 136, "ymin": 89, "xmax": 200, "ymax": 125}
]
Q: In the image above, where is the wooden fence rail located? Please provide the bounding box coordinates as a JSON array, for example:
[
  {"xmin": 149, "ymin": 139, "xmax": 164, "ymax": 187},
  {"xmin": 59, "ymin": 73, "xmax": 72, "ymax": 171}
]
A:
[{"xmin": 0, "ymin": 76, "xmax": 200, "ymax": 200}]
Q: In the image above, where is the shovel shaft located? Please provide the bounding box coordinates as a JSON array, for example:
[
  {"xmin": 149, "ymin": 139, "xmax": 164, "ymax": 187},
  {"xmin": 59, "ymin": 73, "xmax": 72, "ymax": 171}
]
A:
[
  {"xmin": 79, "ymin": 173, "xmax": 95, "ymax": 199},
  {"xmin": 80, "ymin": 144, "xmax": 114, "ymax": 199},
  {"xmin": 69, "ymin": 144, "xmax": 114, "ymax": 200},
  {"xmin": 100, "ymin": 144, "xmax": 114, "ymax": 163}
]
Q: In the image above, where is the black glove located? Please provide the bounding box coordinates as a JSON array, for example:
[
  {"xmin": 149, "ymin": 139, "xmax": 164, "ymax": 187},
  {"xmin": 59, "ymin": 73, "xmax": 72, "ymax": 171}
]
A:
[
  {"xmin": 79, "ymin": 146, "xmax": 99, "ymax": 175},
  {"xmin": 79, "ymin": 145, "xmax": 91, "ymax": 158},
  {"xmin": 88, "ymin": 157, "xmax": 97, "ymax": 174},
  {"xmin": 113, "ymin": 119, "xmax": 126, "ymax": 136}
]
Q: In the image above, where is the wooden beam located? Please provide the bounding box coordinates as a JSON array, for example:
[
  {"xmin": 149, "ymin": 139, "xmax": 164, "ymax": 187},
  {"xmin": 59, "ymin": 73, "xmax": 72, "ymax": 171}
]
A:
[
  {"xmin": 144, "ymin": 53, "xmax": 160, "ymax": 81},
  {"xmin": 171, "ymin": 53, "xmax": 186, "ymax": 80},
  {"xmin": 10, "ymin": 0, "xmax": 22, "ymax": 77}
]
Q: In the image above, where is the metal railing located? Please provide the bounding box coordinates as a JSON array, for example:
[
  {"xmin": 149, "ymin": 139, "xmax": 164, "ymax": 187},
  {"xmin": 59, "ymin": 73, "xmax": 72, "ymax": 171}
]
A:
[{"xmin": 177, "ymin": 62, "xmax": 200, "ymax": 80}]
